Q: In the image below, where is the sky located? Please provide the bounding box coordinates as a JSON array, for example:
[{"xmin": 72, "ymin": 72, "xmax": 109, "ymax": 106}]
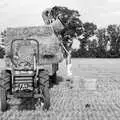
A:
[{"xmin": 0, "ymin": 0, "xmax": 120, "ymax": 32}]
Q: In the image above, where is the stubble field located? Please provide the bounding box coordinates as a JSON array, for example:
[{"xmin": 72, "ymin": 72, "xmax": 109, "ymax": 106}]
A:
[{"xmin": 0, "ymin": 58, "xmax": 120, "ymax": 120}]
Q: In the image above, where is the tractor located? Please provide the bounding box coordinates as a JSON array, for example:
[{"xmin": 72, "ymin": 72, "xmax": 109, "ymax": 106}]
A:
[{"xmin": 0, "ymin": 9, "xmax": 65, "ymax": 111}]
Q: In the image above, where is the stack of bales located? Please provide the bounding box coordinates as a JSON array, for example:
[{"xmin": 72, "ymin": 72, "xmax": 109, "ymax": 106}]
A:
[{"xmin": 5, "ymin": 26, "xmax": 64, "ymax": 65}]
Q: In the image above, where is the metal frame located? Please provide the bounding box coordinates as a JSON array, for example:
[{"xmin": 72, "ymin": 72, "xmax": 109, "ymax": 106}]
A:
[
  {"xmin": 11, "ymin": 39, "xmax": 39, "ymax": 65},
  {"xmin": 10, "ymin": 39, "xmax": 39, "ymax": 95}
]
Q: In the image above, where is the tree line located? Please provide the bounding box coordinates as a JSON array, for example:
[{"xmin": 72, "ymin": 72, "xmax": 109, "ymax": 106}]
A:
[
  {"xmin": 49, "ymin": 6, "xmax": 120, "ymax": 58},
  {"xmin": 1, "ymin": 6, "xmax": 120, "ymax": 58},
  {"xmin": 71, "ymin": 24, "xmax": 120, "ymax": 58}
]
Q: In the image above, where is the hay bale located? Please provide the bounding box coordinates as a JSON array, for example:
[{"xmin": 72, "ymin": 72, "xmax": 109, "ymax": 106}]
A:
[
  {"xmin": 51, "ymin": 19, "xmax": 64, "ymax": 32},
  {"xmin": 5, "ymin": 26, "xmax": 64, "ymax": 64}
]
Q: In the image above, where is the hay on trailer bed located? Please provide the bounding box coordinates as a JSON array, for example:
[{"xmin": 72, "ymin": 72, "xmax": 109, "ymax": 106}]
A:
[{"xmin": 5, "ymin": 26, "xmax": 64, "ymax": 64}]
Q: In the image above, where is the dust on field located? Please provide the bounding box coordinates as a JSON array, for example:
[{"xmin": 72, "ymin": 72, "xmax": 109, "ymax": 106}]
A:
[{"xmin": 0, "ymin": 58, "xmax": 120, "ymax": 120}]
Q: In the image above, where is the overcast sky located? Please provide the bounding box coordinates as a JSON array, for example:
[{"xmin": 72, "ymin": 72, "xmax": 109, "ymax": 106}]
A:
[{"xmin": 0, "ymin": 0, "xmax": 120, "ymax": 31}]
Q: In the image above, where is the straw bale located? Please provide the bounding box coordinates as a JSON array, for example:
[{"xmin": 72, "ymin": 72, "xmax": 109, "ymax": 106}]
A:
[{"xmin": 5, "ymin": 26, "xmax": 64, "ymax": 64}]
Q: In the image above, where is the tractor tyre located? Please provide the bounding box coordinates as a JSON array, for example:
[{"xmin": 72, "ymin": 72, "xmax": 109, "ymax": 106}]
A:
[
  {"xmin": 0, "ymin": 70, "xmax": 11, "ymax": 112},
  {"xmin": 0, "ymin": 85, "xmax": 7, "ymax": 112},
  {"xmin": 0, "ymin": 70, "xmax": 11, "ymax": 93},
  {"xmin": 38, "ymin": 70, "xmax": 50, "ymax": 110}
]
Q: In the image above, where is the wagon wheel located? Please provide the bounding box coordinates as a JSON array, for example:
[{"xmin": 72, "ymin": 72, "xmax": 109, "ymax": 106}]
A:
[{"xmin": 50, "ymin": 72, "xmax": 57, "ymax": 84}]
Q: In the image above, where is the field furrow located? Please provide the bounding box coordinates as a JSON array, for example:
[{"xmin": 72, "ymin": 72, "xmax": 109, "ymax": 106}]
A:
[{"xmin": 0, "ymin": 59, "xmax": 120, "ymax": 120}]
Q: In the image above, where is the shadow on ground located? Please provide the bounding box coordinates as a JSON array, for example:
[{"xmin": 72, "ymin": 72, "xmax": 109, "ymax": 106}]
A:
[
  {"xmin": 49, "ymin": 75, "xmax": 64, "ymax": 88},
  {"xmin": 17, "ymin": 98, "xmax": 38, "ymax": 111}
]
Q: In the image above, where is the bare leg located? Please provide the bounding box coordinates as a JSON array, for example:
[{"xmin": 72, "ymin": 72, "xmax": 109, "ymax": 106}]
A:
[{"xmin": 66, "ymin": 51, "xmax": 73, "ymax": 88}]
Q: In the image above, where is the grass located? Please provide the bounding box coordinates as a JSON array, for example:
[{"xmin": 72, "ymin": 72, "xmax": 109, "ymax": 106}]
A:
[{"xmin": 0, "ymin": 58, "xmax": 120, "ymax": 120}]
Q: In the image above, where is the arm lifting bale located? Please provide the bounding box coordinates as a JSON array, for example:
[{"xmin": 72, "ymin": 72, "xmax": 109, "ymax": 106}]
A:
[{"xmin": 42, "ymin": 8, "xmax": 73, "ymax": 75}]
